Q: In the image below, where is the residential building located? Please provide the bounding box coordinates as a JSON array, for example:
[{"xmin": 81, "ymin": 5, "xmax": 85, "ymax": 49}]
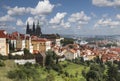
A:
[
  {"xmin": 8, "ymin": 32, "xmax": 33, "ymax": 53},
  {"xmin": 55, "ymin": 37, "xmax": 64, "ymax": 46},
  {"xmin": 64, "ymin": 49, "xmax": 78, "ymax": 60},
  {"xmin": 0, "ymin": 30, "xmax": 9, "ymax": 56}
]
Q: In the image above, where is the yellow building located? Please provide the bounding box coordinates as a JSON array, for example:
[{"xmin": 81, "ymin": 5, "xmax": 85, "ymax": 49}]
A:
[{"xmin": 31, "ymin": 38, "xmax": 51, "ymax": 53}]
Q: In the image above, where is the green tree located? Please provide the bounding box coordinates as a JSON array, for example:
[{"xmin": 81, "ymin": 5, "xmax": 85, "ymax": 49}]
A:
[
  {"xmin": 45, "ymin": 51, "xmax": 54, "ymax": 66},
  {"xmin": 9, "ymin": 41, "xmax": 15, "ymax": 52},
  {"xmin": 60, "ymin": 38, "xmax": 74, "ymax": 46},
  {"xmin": 23, "ymin": 48, "xmax": 34, "ymax": 59},
  {"xmin": 82, "ymin": 70, "xmax": 86, "ymax": 78},
  {"xmin": 45, "ymin": 74, "xmax": 55, "ymax": 81},
  {"xmin": 0, "ymin": 54, "xmax": 8, "ymax": 60},
  {"xmin": 0, "ymin": 60, "xmax": 5, "ymax": 67},
  {"xmin": 45, "ymin": 50, "xmax": 57, "ymax": 66},
  {"xmin": 23, "ymin": 48, "xmax": 30, "ymax": 55},
  {"xmin": 94, "ymin": 56, "xmax": 102, "ymax": 64},
  {"xmin": 45, "ymin": 50, "xmax": 62, "ymax": 72},
  {"xmin": 84, "ymin": 63, "xmax": 105, "ymax": 81},
  {"xmin": 107, "ymin": 63, "xmax": 119, "ymax": 81},
  {"xmin": 86, "ymin": 70, "xmax": 100, "ymax": 81},
  {"xmin": 8, "ymin": 69, "xmax": 27, "ymax": 81},
  {"xmin": 8, "ymin": 64, "xmax": 40, "ymax": 81},
  {"xmin": 12, "ymin": 42, "xmax": 15, "ymax": 51}
]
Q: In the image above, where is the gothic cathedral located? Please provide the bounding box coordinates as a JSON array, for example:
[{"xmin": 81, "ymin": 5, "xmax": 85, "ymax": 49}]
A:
[{"xmin": 26, "ymin": 21, "xmax": 42, "ymax": 36}]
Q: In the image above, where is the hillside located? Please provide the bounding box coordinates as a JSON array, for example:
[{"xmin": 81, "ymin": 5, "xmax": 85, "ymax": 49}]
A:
[{"xmin": 0, "ymin": 60, "xmax": 87, "ymax": 81}]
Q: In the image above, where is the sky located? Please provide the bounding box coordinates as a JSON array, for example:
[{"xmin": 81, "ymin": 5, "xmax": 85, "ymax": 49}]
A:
[{"xmin": 0, "ymin": 0, "xmax": 120, "ymax": 35}]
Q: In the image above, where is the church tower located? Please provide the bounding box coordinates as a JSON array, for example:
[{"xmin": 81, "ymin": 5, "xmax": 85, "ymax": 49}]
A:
[
  {"xmin": 26, "ymin": 22, "xmax": 30, "ymax": 34},
  {"xmin": 36, "ymin": 21, "xmax": 42, "ymax": 36},
  {"xmin": 32, "ymin": 22, "xmax": 35, "ymax": 35}
]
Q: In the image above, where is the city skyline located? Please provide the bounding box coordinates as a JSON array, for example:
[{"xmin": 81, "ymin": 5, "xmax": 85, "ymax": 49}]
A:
[{"xmin": 0, "ymin": 0, "xmax": 120, "ymax": 35}]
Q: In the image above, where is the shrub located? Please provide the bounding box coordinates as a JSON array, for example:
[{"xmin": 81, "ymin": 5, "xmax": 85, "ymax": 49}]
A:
[
  {"xmin": 62, "ymin": 64, "xmax": 67, "ymax": 68},
  {"xmin": 0, "ymin": 54, "xmax": 8, "ymax": 60},
  {"xmin": 52, "ymin": 64, "xmax": 62, "ymax": 72},
  {"xmin": 45, "ymin": 74, "xmax": 55, "ymax": 81},
  {"xmin": 64, "ymin": 71, "xmax": 69, "ymax": 77},
  {"xmin": 0, "ymin": 60, "xmax": 5, "ymax": 67}
]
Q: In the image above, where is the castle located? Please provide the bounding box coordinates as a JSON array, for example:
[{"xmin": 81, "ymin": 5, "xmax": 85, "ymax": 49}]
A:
[{"xmin": 26, "ymin": 21, "xmax": 60, "ymax": 39}]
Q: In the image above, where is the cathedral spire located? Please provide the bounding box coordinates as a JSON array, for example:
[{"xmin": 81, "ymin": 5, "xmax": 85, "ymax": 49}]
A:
[
  {"xmin": 26, "ymin": 22, "xmax": 30, "ymax": 34},
  {"xmin": 32, "ymin": 21, "xmax": 35, "ymax": 35},
  {"xmin": 36, "ymin": 20, "xmax": 42, "ymax": 36}
]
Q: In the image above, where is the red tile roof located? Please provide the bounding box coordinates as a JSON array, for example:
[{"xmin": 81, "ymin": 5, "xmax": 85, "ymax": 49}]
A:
[
  {"xmin": 0, "ymin": 30, "xmax": 7, "ymax": 38},
  {"xmin": 12, "ymin": 31, "xmax": 19, "ymax": 36},
  {"xmin": 33, "ymin": 50, "xmax": 39, "ymax": 54},
  {"xmin": 110, "ymin": 48, "xmax": 120, "ymax": 53},
  {"xmin": 70, "ymin": 49, "xmax": 76, "ymax": 53},
  {"xmin": 102, "ymin": 53, "xmax": 118, "ymax": 62},
  {"xmin": 32, "ymin": 38, "xmax": 49, "ymax": 42}
]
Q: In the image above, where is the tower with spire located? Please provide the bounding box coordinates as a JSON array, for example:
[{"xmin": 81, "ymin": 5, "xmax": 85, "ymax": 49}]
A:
[
  {"xmin": 26, "ymin": 22, "xmax": 30, "ymax": 34},
  {"xmin": 32, "ymin": 22, "xmax": 35, "ymax": 35},
  {"xmin": 36, "ymin": 21, "xmax": 42, "ymax": 36}
]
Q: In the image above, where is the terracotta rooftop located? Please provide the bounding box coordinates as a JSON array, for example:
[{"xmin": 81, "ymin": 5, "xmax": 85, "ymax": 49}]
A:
[
  {"xmin": 69, "ymin": 49, "xmax": 76, "ymax": 53},
  {"xmin": 110, "ymin": 48, "xmax": 120, "ymax": 53},
  {"xmin": 32, "ymin": 38, "xmax": 50, "ymax": 42},
  {"xmin": 0, "ymin": 30, "xmax": 7, "ymax": 38}
]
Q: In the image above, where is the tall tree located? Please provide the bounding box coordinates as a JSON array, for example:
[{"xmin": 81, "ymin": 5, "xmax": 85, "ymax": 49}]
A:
[{"xmin": 12, "ymin": 42, "xmax": 15, "ymax": 51}]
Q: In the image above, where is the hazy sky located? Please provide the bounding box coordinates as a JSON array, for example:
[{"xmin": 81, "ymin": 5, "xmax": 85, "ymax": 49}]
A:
[{"xmin": 0, "ymin": 0, "xmax": 120, "ymax": 35}]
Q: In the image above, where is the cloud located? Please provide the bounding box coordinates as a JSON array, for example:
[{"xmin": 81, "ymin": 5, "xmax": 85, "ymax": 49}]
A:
[
  {"xmin": 0, "ymin": 23, "xmax": 6, "ymax": 26},
  {"xmin": 55, "ymin": 3, "xmax": 62, "ymax": 7},
  {"xmin": 0, "ymin": 15, "xmax": 15, "ymax": 22},
  {"xmin": 91, "ymin": 12, "xmax": 97, "ymax": 18},
  {"xmin": 49, "ymin": 12, "xmax": 71, "ymax": 29},
  {"xmin": 6, "ymin": 0, "xmax": 54, "ymax": 16},
  {"xmin": 30, "ymin": 0, "xmax": 54, "ymax": 16},
  {"xmin": 0, "ymin": 23, "xmax": 7, "ymax": 29},
  {"xmin": 25, "ymin": 16, "xmax": 47, "ymax": 27},
  {"xmin": 49, "ymin": 12, "xmax": 67, "ymax": 24},
  {"xmin": 68, "ymin": 11, "xmax": 91, "ymax": 23},
  {"xmin": 60, "ymin": 20, "xmax": 71, "ymax": 28},
  {"xmin": 7, "ymin": 6, "xmax": 27, "ymax": 16},
  {"xmin": 94, "ymin": 18, "xmax": 120, "ymax": 28},
  {"xmin": 92, "ymin": 0, "xmax": 120, "ymax": 7},
  {"xmin": 16, "ymin": 19, "xmax": 24, "ymax": 26},
  {"xmin": 49, "ymin": 11, "xmax": 90, "ymax": 30},
  {"xmin": 102, "ymin": 14, "xmax": 108, "ymax": 18},
  {"xmin": 26, "ymin": 17, "xmax": 35, "ymax": 25},
  {"xmin": 0, "ymin": 23, "xmax": 16, "ymax": 31},
  {"xmin": 68, "ymin": 11, "xmax": 91, "ymax": 29},
  {"xmin": 116, "ymin": 14, "xmax": 120, "ymax": 19}
]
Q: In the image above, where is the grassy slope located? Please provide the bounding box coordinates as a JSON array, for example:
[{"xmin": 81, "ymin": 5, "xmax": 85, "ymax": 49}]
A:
[
  {"xmin": 59, "ymin": 61, "xmax": 88, "ymax": 81},
  {"xmin": 0, "ymin": 60, "xmax": 17, "ymax": 81},
  {"xmin": 0, "ymin": 60, "xmax": 88, "ymax": 81}
]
